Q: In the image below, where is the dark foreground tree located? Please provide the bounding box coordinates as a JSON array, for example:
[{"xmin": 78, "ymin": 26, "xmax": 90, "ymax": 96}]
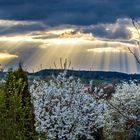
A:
[{"xmin": 2, "ymin": 64, "xmax": 37, "ymax": 140}]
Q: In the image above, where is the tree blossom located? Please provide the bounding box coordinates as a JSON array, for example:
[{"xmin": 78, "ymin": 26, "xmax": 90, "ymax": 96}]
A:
[
  {"xmin": 30, "ymin": 72, "xmax": 105, "ymax": 140},
  {"xmin": 30, "ymin": 72, "xmax": 140, "ymax": 140},
  {"xmin": 104, "ymin": 82, "xmax": 140, "ymax": 140}
]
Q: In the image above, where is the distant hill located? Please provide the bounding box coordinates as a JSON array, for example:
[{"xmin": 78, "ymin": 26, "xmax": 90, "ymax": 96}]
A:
[
  {"xmin": 28, "ymin": 69, "xmax": 140, "ymax": 81},
  {"xmin": 1, "ymin": 69, "xmax": 140, "ymax": 81}
]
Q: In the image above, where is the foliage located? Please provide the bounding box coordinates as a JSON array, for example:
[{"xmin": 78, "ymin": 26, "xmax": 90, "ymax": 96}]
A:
[
  {"xmin": 1, "ymin": 67, "xmax": 140, "ymax": 140},
  {"xmin": 0, "ymin": 65, "xmax": 37, "ymax": 140},
  {"xmin": 30, "ymin": 72, "xmax": 105, "ymax": 140},
  {"xmin": 31, "ymin": 73, "xmax": 140, "ymax": 140},
  {"xmin": 103, "ymin": 82, "xmax": 140, "ymax": 140}
]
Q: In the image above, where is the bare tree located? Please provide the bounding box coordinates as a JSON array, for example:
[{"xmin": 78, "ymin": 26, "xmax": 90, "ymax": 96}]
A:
[
  {"xmin": 128, "ymin": 18, "xmax": 140, "ymax": 64},
  {"xmin": 54, "ymin": 58, "xmax": 71, "ymax": 70}
]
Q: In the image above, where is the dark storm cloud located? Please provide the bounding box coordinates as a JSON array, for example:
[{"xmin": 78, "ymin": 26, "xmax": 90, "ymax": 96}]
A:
[
  {"xmin": 0, "ymin": 20, "xmax": 49, "ymax": 35},
  {"xmin": 0, "ymin": 18, "xmax": 134, "ymax": 41},
  {"xmin": 81, "ymin": 19, "xmax": 132, "ymax": 39},
  {"xmin": 0, "ymin": 0, "xmax": 140, "ymax": 25}
]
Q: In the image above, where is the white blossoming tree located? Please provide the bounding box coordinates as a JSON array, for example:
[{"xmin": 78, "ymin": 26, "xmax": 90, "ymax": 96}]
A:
[
  {"xmin": 30, "ymin": 72, "xmax": 105, "ymax": 140},
  {"xmin": 104, "ymin": 82, "xmax": 140, "ymax": 140}
]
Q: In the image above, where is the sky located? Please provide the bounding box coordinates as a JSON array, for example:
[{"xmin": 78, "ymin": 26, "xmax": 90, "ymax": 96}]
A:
[{"xmin": 0, "ymin": 0, "xmax": 140, "ymax": 73}]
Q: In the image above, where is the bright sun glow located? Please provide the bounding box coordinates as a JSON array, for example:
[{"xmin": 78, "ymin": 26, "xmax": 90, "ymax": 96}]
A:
[
  {"xmin": 0, "ymin": 52, "xmax": 18, "ymax": 59},
  {"xmin": 43, "ymin": 38, "xmax": 87, "ymax": 45},
  {"xmin": 47, "ymin": 28, "xmax": 75, "ymax": 35},
  {"xmin": 0, "ymin": 36, "xmax": 34, "ymax": 42},
  {"xmin": 87, "ymin": 47, "xmax": 127, "ymax": 53},
  {"xmin": 127, "ymin": 26, "xmax": 140, "ymax": 40}
]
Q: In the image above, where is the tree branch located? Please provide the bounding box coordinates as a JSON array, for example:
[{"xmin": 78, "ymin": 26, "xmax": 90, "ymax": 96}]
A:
[{"xmin": 128, "ymin": 47, "xmax": 140, "ymax": 64}]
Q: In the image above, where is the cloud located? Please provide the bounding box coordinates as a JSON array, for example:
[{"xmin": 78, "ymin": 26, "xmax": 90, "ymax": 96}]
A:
[
  {"xmin": 0, "ymin": 52, "xmax": 18, "ymax": 59},
  {"xmin": 79, "ymin": 18, "xmax": 133, "ymax": 40},
  {"xmin": 0, "ymin": 18, "xmax": 136, "ymax": 42},
  {"xmin": 0, "ymin": 19, "xmax": 49, "ymax": 35},
  {"xmin": 0, "ymin": 0, "xmax": 140, "ymax": 25},
  {"xmin": 0, "ymin": 18, "xmax": 139, "ymax": 73}
]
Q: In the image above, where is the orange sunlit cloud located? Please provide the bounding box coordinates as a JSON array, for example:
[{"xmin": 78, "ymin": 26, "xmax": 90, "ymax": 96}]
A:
[{"xmin": 0, "ymin": 52, "xmax": 18, "ymax": 60}]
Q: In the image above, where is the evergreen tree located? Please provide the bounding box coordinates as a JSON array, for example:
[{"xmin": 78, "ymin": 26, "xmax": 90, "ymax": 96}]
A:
[{"xmin": 4, "ymin": 64, "xmax": 37, "ymax": 139}]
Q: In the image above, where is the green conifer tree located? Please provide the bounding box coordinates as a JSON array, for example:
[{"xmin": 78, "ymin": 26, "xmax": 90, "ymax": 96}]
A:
[{"xmin": 4, "ymin": 63, "xmax": 37, "ymax": 140}]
